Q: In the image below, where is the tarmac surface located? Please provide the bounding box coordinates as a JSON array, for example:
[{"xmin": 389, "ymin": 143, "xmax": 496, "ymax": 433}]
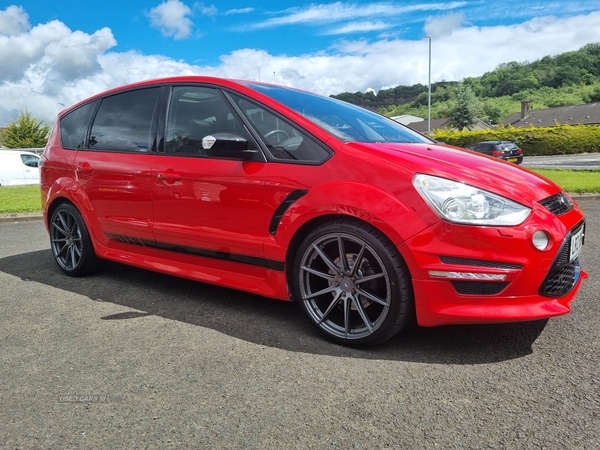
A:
[{"xmin": 0, "ymin": 199, "xmax": 598, "ymax": 448}]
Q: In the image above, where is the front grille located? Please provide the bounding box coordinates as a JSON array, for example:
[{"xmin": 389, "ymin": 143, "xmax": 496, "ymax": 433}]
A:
[
  {"xmin": 539, "ymin": 192, "xmax": 574, "ymax": 216},
  {"xmin": 440, "ymin": 256, "xmax": 521, "ymax": 270},
  {"xmin": 539, "ymin": 221, "xmax": 585, "ymax": 297},
  {"xmin": 452, "ymin": 281, "xmax": 509, "ymax": 295}
]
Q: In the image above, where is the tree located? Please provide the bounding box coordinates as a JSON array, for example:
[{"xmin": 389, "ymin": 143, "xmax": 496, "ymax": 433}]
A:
[
  {"xmin": 1, "ymin": 111, "xmax": 50, "ymax": 148},
  {"xmin": 447, "ymin": 84, "xmax": 481, "ymax": 130}
]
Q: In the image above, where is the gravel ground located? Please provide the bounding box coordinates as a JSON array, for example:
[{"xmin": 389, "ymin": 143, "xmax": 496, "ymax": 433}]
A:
[{"xmin": 0, "ymin": 199, "xmax": 598, "ymax": 449}]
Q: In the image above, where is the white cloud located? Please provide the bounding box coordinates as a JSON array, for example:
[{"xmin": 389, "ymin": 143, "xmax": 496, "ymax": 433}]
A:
[
  {"xmin": 194, "ymin": 3, "xmax": 218, "ymax": 17},
  {"xmin": 225, "ymin": 8, "xmax": 255, "ymax": 16},
  {"xmin": 424, "ymin": 12, "xmax": 465, "ymax": 38},
  {"xmin": 148, "ymin": 0, "xmax": 194, "ymax": 39},
  {"xmin": 1, "ymin": 7, "xmax": 600, "ymax": 127},
  {"xmin": 324, "ymin": 21, "xmax": 392, "ymax": 35},
  {"xmin": 252, "ymin": 1, "xmax": 467, "ymax": 29},
  {"xmin": 0, "ymin": 4, "xmax": 29, "ymax": 35}
]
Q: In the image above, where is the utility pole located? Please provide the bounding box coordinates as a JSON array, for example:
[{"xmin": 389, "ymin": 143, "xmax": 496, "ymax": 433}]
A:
[{"xmin": 426, "ymin": 35, "xmax": 432, "ymax": 136}]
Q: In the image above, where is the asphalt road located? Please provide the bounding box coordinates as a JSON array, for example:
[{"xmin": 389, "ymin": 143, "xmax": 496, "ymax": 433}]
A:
[
  {"xmin": 0, "ymin": 199, "xmax": 598, "ymax": 449},
  {"xmin": 522, "ymin": 153, "xmax": 600, "ymax": 170}
]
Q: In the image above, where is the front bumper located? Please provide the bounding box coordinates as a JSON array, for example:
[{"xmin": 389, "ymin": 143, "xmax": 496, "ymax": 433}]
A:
[{"xmin": 401, "ymin": 204, "xmax": 587, "ymax": 327}]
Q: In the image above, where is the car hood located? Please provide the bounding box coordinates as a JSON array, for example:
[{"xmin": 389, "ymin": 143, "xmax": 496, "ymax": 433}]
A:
[{"xmin": 346, "ymin": 142, "xmax": 560, "ymax": 206}]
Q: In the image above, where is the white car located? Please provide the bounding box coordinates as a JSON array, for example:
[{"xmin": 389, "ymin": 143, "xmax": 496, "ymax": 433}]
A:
[{"xmin": 0, "ymin": 150, "xmax": 41, "ymax": 186}]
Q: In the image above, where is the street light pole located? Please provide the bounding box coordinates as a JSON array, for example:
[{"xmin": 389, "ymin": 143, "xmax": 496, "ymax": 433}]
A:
[{"xmin": 426, "ymin": 35, "xmax": 432, "ymax": 136}]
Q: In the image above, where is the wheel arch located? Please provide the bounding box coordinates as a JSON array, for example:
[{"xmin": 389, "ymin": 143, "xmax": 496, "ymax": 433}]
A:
[{"xmin": 44, "ymin": 177, "xmax": 101, "ymax": 242}]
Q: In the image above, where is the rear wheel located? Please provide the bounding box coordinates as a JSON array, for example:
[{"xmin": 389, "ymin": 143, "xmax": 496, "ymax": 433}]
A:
[
  {"xmin": 49, "ymin": 203, "xmax": 104, "ymax": 276},
  {"xmin": 292, "ymin": 220, "xmax": 413, "ymax": 347}
]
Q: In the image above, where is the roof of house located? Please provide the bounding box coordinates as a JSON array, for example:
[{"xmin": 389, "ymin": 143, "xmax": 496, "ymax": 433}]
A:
[
  {"xmin": 406, "ymin": 118, "xmax": 451, "ymax": 133},
  {"xmin": 503, "ymin": 102, "xmax": 600, "ymax": 128},
  {"xmin": 407, "ymin": 118, "xmax": 492, "ymax": 134},
  {"xmin": 390, "ymin": 114, "xmax": 425, "ymax": 125}
]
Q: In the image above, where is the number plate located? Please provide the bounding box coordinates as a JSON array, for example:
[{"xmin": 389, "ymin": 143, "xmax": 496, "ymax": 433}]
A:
[
  {"xmin": 569, "ymin": 226, "xmax": 584, "ymax": 262},
  {"xmin": 507, "ymin": 157, "xmax": 517, "ymax": 163}
]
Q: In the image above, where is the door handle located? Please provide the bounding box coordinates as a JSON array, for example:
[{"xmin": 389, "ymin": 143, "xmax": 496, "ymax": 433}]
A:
[
  {"xmin": 157, "ymin": 172, "xmax": 181, "ymax": 184},
  {"xmin": 75, "ymin": 162, "xmax": 92, "ymax": 175}
]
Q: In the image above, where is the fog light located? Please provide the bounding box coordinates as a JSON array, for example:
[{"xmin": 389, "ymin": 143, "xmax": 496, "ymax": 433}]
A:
[{"xmin": 532, "ymin": 230, "xmax": 549, "ymax": 250}]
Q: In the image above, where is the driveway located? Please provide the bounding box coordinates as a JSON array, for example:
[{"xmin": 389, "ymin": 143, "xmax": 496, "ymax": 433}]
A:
[{"xmin": 0, "ymin": 199, "xmax": 598, "ymax": 448}]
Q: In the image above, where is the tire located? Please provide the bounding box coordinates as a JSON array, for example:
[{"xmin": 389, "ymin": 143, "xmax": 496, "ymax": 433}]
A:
[
  {"xmin": 292, "ymin": 219, "xmax": 413, "ymax": 347},
  {"xmin": 49, "ymin": 202, "xmax": 104, "ymax": 277}
]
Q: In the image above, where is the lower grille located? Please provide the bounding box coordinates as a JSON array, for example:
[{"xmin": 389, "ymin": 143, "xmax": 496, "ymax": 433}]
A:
[{"xmin": 451, "ymin": 281, "xmax": 509, "ymax": 295}]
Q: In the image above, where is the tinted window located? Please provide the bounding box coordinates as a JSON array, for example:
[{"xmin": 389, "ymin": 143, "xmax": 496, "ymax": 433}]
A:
[
  {"xmin": 230, "ymin": 94, "xmax": 331, "ymax": 164},
  {"xmin": 242, "ymin": 83, "xmax": 431, "ymax": 145},
  {"xmin": 90, "ymin": 87, "xmax": 160, "ymax": 152},
  {"xmin": 20, "ymin": 154, "xmax": 40, "ymax": 167},
  {"xmin": 499, "ymin": 142, "xmax": 518, "ymax": 151},
  {"xmin": 166, "ymin": 86, "xmax": 251, "ymax": 156},
  {"xmin": 60, "ymin": 101, "xmax": 97, "ymax": 149}
]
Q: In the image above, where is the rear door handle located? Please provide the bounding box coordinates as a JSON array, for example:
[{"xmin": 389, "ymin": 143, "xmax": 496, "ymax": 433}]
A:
[{"xmin": 76, "ymin": 162, "xmax": 92, "ymax": 175}]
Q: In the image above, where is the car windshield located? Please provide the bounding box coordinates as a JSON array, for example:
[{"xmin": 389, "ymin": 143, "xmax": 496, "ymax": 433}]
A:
[{"xmin": 242, "ymin": 82, "xmax": 432, "ymax": 144}]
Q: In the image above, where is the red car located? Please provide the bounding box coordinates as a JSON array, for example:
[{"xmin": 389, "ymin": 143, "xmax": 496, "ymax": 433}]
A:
[{"xmin": 40, "ymin": 77, "xmax": 587, "ymax": 346}]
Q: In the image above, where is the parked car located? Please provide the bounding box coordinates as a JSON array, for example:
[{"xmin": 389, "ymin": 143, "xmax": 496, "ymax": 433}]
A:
[
  {"xmin": 0, "ymin": 150, "xmax": 40, "ymax": 186},
  {"xmin": 467, "ymin": 140, "xmax": 523, "ymax": 164},
  {"xmin": 40, "ymin": 77, "xmax": 586, "ymax": 346}
]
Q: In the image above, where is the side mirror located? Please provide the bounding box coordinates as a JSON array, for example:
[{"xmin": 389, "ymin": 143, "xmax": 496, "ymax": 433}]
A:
[{"xmin": 202, "ymin": 133, "xmax": 257, "ymax": 160}]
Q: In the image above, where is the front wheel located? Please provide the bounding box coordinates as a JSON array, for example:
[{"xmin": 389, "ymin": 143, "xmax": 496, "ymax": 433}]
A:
[
  {"xmin": 49, "ymin": 203, "xmax": 104, "ymax": 277},
  {"xmin": 292, "ymin": 220, "xmax": 413, "ymax": 347}
]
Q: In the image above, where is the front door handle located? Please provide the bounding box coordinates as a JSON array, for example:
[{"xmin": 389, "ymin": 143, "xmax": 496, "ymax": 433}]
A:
[{"xmin": 157, "ymin": 172, "xmax": 181, "ymax": 184}]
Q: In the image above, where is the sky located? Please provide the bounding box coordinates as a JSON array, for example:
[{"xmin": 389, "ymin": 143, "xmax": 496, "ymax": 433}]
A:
[{"xmin": 1, "ymin": 0, "xmax": 600, "ymax": 126}]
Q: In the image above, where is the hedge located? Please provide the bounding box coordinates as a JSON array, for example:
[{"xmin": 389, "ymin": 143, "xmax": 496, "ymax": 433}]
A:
[{"xmin": 432, "ymin": 124, "xmax": 600, "ymax": 156}]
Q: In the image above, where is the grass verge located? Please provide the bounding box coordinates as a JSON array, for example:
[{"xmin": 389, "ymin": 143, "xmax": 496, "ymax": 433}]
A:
[
  {"xmin": 0, "ymin": 171, "xmax": 598, "ymax": 215},
  {"xmin": 0, "ymin": 185, "xmax": 42, "ymax": 214},
  {"xmin": 531, "ymin": 169, "xmax": 600, "ymax": 194}
]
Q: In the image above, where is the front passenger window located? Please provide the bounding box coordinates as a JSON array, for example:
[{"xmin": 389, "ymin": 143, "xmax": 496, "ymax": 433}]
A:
[{"xmin": 165, "ymin": 86, "xmax": 250, "ymax": 157}]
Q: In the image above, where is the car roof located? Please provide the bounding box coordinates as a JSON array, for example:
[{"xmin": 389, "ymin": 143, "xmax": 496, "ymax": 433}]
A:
[
  {"xmin": 58, "ymin": 76, "xmax": 296, "ymax": 119},
  {"xmin": 0, "ymin": 150, "xmax": 40, "ymax": 156}
]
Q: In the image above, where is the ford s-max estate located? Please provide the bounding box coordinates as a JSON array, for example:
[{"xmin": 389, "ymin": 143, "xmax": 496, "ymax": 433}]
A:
[{"xmin": 40, "ymin": 77, "xmax": 586, "ymax": 346}]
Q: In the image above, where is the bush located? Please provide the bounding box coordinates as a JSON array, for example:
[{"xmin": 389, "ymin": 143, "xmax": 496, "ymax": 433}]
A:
[{"xmin": 432, "ymin": 123, "xmax": 600, "ymax": 155}]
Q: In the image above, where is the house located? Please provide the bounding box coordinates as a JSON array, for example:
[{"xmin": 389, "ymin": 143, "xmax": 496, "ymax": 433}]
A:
[
  {"xmin": 402, "ymin": 117, "xmax": 493, "ymax": 134},
  {"xmin": 503, "ymin": 101, "xmax": 600, "ymax": 128},
  {"xmin": 390, "ymin": 114, "xmax": 425, "ymax": 126}
]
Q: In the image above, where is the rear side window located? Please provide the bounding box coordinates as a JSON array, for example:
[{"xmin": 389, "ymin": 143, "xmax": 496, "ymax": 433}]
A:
[
  {"xmin": 60, "ymin": 101, "xmax": 97, "ymax": 149},
  {"xmin": 90, "ymin": 87, "xmax": 160, "ymax": 152}
]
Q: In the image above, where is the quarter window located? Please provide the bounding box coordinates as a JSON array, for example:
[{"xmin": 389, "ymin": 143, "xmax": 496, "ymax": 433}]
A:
[
  {"xmin": 60, "ymin": 101, "xmax": 97, "ymax": 149},
  {"xmin": 90, "ymin": 88, "xmax": 160, "ymax": 152},
  {"xmin": 229, "ymin": 94, "xmax": 332, "ymax": 164}
]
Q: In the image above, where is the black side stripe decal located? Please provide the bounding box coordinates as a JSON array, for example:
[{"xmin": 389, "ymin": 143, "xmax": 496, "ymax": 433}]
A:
[
  {"xmin": 106, "ymin": 233, "xmax": 285, "ymax": 271},
  {"xmin": 269, "ymin": 189, "xmax": 309, "ymax": 235}
]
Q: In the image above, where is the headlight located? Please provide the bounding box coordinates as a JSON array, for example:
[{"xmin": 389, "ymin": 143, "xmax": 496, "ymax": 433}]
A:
[{"xmin": 413, "ymin": 174, "xmax": 531, "ymax": 226}]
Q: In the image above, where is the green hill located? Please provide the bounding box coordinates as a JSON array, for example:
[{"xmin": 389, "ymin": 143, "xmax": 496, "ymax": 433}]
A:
[{"xmin": 331, "ymin": 43, "xmax": 600, "ymax": 124}]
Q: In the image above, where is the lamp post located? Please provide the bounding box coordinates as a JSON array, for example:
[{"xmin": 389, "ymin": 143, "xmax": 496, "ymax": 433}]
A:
[{"xmin": 425, "ymin": 35, "xmax": 432, "ymax": 136}]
